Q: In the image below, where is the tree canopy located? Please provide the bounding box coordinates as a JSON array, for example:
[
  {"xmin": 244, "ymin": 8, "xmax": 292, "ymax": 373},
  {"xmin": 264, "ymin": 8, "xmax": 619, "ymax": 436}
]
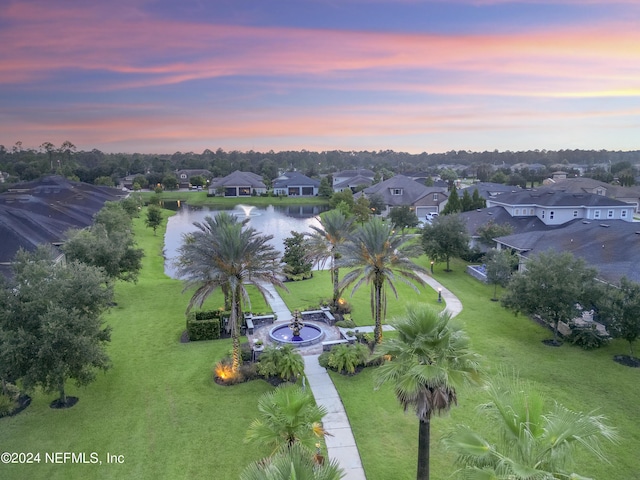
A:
[
  {"xmin": 421, "ymin": 214, "xmax": 469, "ymax": 271},
  {"xmin": 0, "ymin": 246, "xmax": 113, "ymax": 406},
  {"xmin": 501, "ymin": 250, "xmax": 598, "ymax": 343}
]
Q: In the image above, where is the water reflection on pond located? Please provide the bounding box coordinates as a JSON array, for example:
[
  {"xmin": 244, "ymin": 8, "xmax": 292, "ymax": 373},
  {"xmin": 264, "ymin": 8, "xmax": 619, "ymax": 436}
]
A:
[{"xmin": 163, "ymin": 203, "xmax": 328, "ymax": 278}]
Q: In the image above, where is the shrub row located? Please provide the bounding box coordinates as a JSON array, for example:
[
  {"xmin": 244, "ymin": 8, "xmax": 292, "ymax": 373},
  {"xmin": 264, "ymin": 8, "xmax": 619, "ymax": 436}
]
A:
[{"xmin": 186, "ymin": 310, "xmax": 229, "ymax": 341}]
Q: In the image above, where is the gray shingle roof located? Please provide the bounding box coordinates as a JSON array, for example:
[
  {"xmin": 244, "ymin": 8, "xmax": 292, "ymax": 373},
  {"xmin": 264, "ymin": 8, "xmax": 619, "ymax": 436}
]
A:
[
  {"xmin": 210, "ymin": 170, "xmax": 266, "ymax": 188},
  {"xmin": 362, "ymin": 174, "xmax": 430, "ymax": 207},
  {"xmin": 0, "ymin": 176, "xmax": 127, "ymax": 278},
  {"xmin": 496, "ymin": 219, "xmax": 640, "ymax": 284},
  {"xmin": 272, "ymin": 171, "xmax": 320, "ymax": 188},
  {"xmin": 490, "ymin": 188, "xmax": 630, "ymax": 208}
]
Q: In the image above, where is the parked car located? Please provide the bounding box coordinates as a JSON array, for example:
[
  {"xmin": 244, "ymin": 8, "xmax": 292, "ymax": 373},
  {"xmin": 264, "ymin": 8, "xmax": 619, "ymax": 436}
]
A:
[{"xmin": 425, "ymin": 212, "xmax": 439, "ymax": 224}]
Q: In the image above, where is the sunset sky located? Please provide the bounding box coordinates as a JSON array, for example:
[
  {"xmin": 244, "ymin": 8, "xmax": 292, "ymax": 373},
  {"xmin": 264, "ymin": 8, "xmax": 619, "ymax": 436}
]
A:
[{"xmin": 1, "ymin": 0, "xmax": 639, "ymax": 154}]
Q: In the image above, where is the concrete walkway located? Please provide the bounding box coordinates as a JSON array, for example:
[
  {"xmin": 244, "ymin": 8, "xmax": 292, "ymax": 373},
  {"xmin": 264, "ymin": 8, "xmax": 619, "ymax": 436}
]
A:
[{"xmin": 258, "ymin": 276, "xmax": 462, "ymax": 480}]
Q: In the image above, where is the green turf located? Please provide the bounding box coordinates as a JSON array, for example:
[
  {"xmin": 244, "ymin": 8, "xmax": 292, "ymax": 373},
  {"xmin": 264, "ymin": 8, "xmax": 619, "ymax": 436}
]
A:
[
  {"xmin": 331, "ymin": 257, "xmax": 640, "ymax": 480},
  {"xmin": 140, "ymin": 190, "xmax": 329, "ymax": 207},
  {"xmin": 0, "ymin": 209, "xmax": 273, "ymax": 480}
]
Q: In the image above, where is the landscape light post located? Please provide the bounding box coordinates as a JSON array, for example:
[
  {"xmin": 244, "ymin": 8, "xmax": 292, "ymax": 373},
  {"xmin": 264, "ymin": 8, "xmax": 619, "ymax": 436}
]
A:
[
  {"xmin": 430, "ymin": 261, "xmax": 434, "ymax": 274},
  {"xmin": 438, "ymin": 288, "xmax": 442, "ymax": 303}
]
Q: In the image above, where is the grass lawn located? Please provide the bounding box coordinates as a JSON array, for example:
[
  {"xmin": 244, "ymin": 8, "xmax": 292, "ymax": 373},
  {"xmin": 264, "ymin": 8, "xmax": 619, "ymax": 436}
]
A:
[
  {"xmin": 0, "ymin": 208, "xmax": 273, "ymax": 480},
  {"xmin": 139, "ymin": 190, "xmax": 329, "ymax": 207},
  {"xmin": 330, "ymin": 258, "xmax": 640, "ymax": 480},
  {"xmin": 277, "ymin": 266, "xmax": 443, "ymax": 325}
]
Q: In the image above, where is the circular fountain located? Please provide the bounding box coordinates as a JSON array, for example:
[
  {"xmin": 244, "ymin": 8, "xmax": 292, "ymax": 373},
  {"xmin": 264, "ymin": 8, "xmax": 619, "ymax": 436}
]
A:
[{"xmin": 269, "ymin": 310, "xmax": 325, "ymax": 347}]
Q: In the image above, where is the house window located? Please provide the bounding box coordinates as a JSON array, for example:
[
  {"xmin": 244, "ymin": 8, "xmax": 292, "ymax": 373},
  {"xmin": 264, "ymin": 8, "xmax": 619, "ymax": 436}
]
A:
[
  {"xmin": 288, "ymin": 187, "xmax": 300, "ymax": 196},
  {"xmin": 238, "ymin": 187, "xmax": 251, "ymax": 196},
  {"xmin": 432, "ymin": 193, "xmax": 438, "ymax": 201},
  {"xmin": 530, "ymin": 209, "xmax": 534, "ymax": 215},
  {"xmin": 549, "ymin": 211, "xmax": 554, "ymax": 220},
  {"xmin": 622, "ymin": 210, "xmax": 628, "ymax": 218},
  {"xmin": 541, "ymin": 210, "xmax": 545, "ymax": 219},
  {"xmin": 224, "ymin": 187, "xmax": 236, "ymax": 197},
  {"xmin": 302, "ymin": 187, "xmax": 314, "ymax": 195},
  {"xmin": 607, "ymin": 210, "xmax": 614, "ymax": 218},
  {"xmin": 594, "ymin": 210, "xmax": 601, "ymax": 219},
  {"xmin": 515, "ymin": 209, "xmax": 519, "ymax": 215},
  {"xmin": 391, "ymin": 188, "xmax": 403, "ymax": 195},
  {"xmin": 573, "ymin": 210, "xmax": 578, "ymax": 217},
  {"xmin": 596, "ymin": 188, "xmax": 604, "ymax": 196}
]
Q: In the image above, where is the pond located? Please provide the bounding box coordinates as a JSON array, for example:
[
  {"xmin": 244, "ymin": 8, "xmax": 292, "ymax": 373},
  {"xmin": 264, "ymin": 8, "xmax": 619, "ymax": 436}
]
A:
[{"xmin": 163, "ymin": 203, "xmax": 329, "ymax": 278}]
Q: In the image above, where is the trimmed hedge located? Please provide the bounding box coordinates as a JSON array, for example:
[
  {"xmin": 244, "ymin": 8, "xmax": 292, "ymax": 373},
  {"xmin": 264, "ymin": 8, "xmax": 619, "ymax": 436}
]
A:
[{"xmin": 186, "ymin": 310, "xmax": 227, "ymax": 341}]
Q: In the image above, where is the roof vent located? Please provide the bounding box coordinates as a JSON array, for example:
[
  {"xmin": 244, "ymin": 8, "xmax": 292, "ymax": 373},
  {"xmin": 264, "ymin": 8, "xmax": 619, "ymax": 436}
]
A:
[
  {"xmin": 599, "ymin": 224, "xmax": 610, "ymax": 228},
  {"xmin": 582, "ymin": 221, "xmax": 591, "ymax": 224}
]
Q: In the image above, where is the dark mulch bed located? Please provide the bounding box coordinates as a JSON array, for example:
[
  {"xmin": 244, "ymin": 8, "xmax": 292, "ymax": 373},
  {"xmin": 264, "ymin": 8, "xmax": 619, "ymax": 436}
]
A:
[
  {"xmin": 0, "ymin": 394, "xmax": 32, "ymax": 418},
  {"xmin": 50, "ymin": 396, "xmax": 79, "ymax": 409},
  {"xmin": 613, "ymin": 355, "xmax": 640, "ymax": 368},
  {"xmin": 542, "ymin": 339, "xmax": 563, "ymax": 347}
]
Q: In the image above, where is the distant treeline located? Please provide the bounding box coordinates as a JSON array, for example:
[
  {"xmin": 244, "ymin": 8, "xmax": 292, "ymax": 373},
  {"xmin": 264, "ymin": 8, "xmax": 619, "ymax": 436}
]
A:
[{"xmin": 1, "ymin": 142, "xmax": 639, "ymax": 188}]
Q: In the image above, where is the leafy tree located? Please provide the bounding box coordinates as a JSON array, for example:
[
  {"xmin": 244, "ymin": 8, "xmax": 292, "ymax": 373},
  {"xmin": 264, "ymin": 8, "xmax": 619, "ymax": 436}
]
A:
[
  {"xmin": 94, "ymin": 175, "xmax": 114, "ymax": 186},
  {"xmin": 460, "ymin": 189, "xmax": 473, "ymax": 212},
  {"xmin": 189, "ymin": 175, "xmax": 206, "ymax": 187},
  {"xmin": 441, "ymin": 184, "xmax": 461, "ymax": 215},
  {"xmin": 283, "ymin": 231, "xmax": 313, "ymax": 280},
  {"xmin": 240, "ymin": 443, "xmax": 345, "ymax": 480},
  {"xmin": 327, "ymin": 343, "xmax": 369, "ymax": 374},
  {"xmin": 329, "ymin": 189, "xmax": 354, "ymax": 209},
  {"xmin": 145, "ymin": 205, "xmax": 163, "ymax": 235},
  {"xmin": 471, "ymin": 188, "xmax": 486, "ymax": 209},
  {"xmin": 304, "ymin": 210, "xmax": 353, "ymax": 308},
  {"xmin": 445, "ymin": 373, "xmax": 617, "ymax": 479},
  {"xmin": 484, "ymin": 248, "xmax": 517, "ymax": 301},
  {"xmin": 489, "ymin": 170, "xmax": 508, "ymax": 184},
  {"xmin": 175, "ymin": 213, "xmax": 284, "ymax": 373},
  {"xmin": 376, "ymin": 305, "xmax": 482, "ymax": 480},
  {"xmin": 318, "ymin": 177, "xmax": 333, "ymax": 198},
  {"xmin": 338, "ymin": 217, "xmax": 427, "ymax": 344},
  {"xmin": 421, "ymin": 214, "xmax": 469, "ymax": 271},
  {"xmin": 439, "ymin": 168, "xmax": 458, "ymax": 188},
  {"xmin": 245, "ymin": 384, "xmax": 331, "ymax": 455},
  {"xmin": 388, "ymin": 206, "xmax": 419, "ymax": 232},
  {"xmin": 368, "ymin": 193, "xmax": 385, "ymax": 215},
  {"xmin": 161, "ymin": 174, "xmax": 178, "ymax": 190},
  {"xmin": 600, "ymin": 277, "xmax": 640, "ymax": 357},
  {"xmin": 0, "ymin": 246, "xmax": 113, "ymax": 406},
  {"xmin": 501, "ymin": 250, "xmax": 598, "ymax": 343},
  {"xmin": 132, "ymin": 174, "xmax": 148, "ymax": 189},
  {"xmin": 119, "ymin": 194, "xmax": 143, "ymax": 217},
  {"xmin": 476, "ymin": 219, "xmax": 513, "ymax": 247},
  {"xmin": 352, "ymin": 195, "xmax": 372, "ymax": 224},
  {"xmin": 64, "ymin": 203, "xmax": 144, "ymax": 283}
]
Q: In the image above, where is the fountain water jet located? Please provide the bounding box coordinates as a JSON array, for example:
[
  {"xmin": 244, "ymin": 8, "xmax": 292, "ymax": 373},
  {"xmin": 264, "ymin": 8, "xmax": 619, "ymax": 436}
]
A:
[{"xmin": 235, "ymin": 204, "xmax": 259, "ymax": 216}]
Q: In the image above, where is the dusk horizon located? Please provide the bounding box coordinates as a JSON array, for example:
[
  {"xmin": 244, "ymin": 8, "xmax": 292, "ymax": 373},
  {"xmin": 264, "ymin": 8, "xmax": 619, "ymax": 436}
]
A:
[{"xmin": 1, "ymin": 0, "xmax": 639, "ymax": 155}]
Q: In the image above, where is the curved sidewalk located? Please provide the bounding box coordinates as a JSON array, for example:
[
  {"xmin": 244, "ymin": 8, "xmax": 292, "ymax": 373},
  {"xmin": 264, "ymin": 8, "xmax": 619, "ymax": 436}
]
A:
[{"xmin": 259, "ymin": 275, "xmax": 462, "ymax": 480}]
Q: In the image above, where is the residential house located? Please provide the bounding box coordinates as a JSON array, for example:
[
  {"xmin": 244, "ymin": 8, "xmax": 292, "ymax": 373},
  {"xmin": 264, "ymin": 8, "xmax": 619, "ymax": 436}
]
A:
[
  {"xmin": 486, "ymin": 188, "xmax": 634, "ymax": 226},
  {"xmin": 208, "ymin": 170, "xmax": 267, "ymax": 197},
  {"xmin": 495, "ymin": 220, "xmax": 640, "ymax": 284},
  {"xmin": 333, "ymin": 174, "xmax": 373, "ymax": 193},
  {"xmin": 358, "ymin": 174, "xmax": 448, "ymax": 219},
  {"xmin": 332, "ymin": 169, "xmax": 375, "ymax": 191},
  {"xmin": 542, "ymin": 177, "xmax": 640, "ymax": 212},
  {"xmin": 175, "ymin": 169, "xmax": 212, "ymax": 189},
  {"xmin": 461, "ymin": 182, "xmax": 522, "ymax": 201},
  {"xmin": 0, "ymin": 176, "xmax": 126, "ymax": 279},
  {"xmin": 272, "ymin": 171, "xmax": 320, "ymax": 197}
]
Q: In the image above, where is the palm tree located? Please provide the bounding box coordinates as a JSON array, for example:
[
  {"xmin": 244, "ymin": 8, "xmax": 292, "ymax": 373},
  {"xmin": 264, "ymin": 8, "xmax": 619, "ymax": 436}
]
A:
[
  {"xmin": 375, "ymin": 304, "xmax": 482, "ymax": 480},
  {"xmin": 444, "ymin": 373, "xmax": 617, "ymax": 479},
  {"xmin": 245, "ymin": 384, "xmax": 332, "ymax": 456},
  {"xmin": 337, "ymin": 217, "xmax": 428, "ymax": 344},
  {"xmin": 240, "ymin": 443, "xmax": 345, "ymax": 480},
  {"xmin": 175, "ymin": 212, "xmax": 283, "ymax": 372},
  {"xmin": 304, "ymin": 210, "xmax": 353, "ymax": 308}
]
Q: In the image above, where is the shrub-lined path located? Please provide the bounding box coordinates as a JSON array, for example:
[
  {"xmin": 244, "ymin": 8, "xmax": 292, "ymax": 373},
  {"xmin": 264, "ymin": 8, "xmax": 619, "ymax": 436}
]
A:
[{"xmin": 260, "ymin": 274, "xmax": 462, "ymax": 479}]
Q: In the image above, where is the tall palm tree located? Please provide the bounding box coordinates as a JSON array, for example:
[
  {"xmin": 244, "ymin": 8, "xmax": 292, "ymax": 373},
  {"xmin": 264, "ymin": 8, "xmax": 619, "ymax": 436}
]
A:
[
  {"xmin": 245, "ymin": 384, "xmax": 331, "ymax": 456},
  {"xmin": 375, "ymin": 304, "xmax": 482, "ymax": 480},
  {"xmin": 305, "ymin": 210, "xmax": 353, "ymax": 308},
  {"xmin": 444, "ymin": 373, "xmax": 617, "ymax": 479},
  {"xmin": 175, "ymin": 212, "xmax": 283, "ymax": 372},
  {"xmin": 337, "ymin": 217, "xmax": 428, "ymax": 344}
]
